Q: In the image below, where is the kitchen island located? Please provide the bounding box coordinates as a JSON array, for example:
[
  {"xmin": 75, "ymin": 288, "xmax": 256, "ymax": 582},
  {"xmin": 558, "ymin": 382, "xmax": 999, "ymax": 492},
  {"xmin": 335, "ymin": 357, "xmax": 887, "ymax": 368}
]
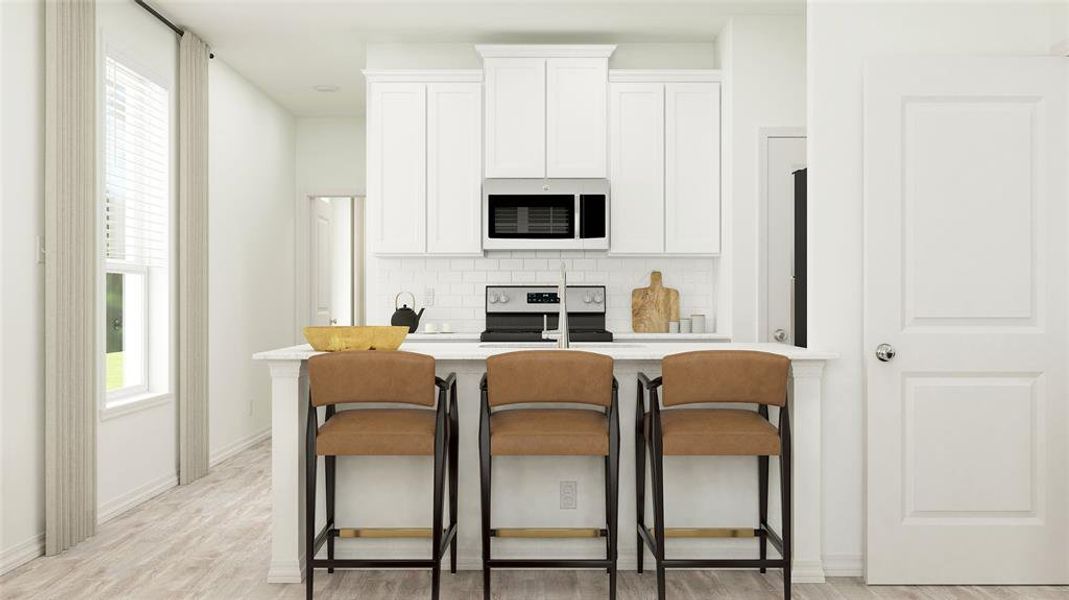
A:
[{"xmin": 253, "ymin": 341, "xmax": 835, "ymax": 585}]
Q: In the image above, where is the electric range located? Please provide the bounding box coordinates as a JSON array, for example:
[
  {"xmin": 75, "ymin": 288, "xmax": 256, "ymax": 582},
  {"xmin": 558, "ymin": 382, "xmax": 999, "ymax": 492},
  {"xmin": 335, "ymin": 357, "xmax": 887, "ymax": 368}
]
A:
[{"xmin": 480, "ymin": 284, "xmax": 614, "ymax": 343}]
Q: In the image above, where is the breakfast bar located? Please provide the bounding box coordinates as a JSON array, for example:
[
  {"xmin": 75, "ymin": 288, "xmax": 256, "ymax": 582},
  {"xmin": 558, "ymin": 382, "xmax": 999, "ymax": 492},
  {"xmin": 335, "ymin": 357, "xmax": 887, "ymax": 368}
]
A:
[{"xmin": 253, "ymin": 341, "xmax": 835, "ymax": 586}]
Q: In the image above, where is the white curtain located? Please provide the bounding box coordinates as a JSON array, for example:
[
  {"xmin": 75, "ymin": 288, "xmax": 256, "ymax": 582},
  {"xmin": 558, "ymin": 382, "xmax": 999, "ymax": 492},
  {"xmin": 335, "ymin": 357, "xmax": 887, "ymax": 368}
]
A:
[
  {"xmin": 44, "ymin": 0, "xmax": 97, "ymax": 555},
  {"xmin": 178, "ymin": 31, "xmax": 211, "ymax": 484}
]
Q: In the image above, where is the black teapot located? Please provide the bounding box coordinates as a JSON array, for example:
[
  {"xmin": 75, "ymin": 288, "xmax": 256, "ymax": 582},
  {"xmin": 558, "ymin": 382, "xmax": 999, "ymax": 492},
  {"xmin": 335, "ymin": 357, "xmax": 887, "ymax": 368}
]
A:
[{"xmin": 391, "ymin": 291, "xmax": 425, "ymax": 333}]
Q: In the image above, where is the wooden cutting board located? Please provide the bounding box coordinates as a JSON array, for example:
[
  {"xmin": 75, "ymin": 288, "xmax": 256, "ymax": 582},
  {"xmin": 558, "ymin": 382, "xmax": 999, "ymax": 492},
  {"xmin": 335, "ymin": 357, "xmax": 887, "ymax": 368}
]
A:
[{"xmin": 631, "ymin": 271, "xmax": 680, "ymax": 333}]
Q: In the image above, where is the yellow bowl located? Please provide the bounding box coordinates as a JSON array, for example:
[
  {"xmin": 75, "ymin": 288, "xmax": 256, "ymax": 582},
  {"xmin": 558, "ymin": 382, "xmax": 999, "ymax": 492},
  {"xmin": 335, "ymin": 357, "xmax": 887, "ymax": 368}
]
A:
[{"xmin": 302, "ymin": 326, "xmax": 410, "ymax": 352}]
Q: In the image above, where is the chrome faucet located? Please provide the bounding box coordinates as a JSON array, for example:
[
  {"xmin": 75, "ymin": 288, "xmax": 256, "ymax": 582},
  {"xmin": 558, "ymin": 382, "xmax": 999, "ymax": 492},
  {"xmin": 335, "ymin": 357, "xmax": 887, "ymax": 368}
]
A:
[{"xmin": 541, "ymin": 262, "xmax": 570, "ymax": 349}]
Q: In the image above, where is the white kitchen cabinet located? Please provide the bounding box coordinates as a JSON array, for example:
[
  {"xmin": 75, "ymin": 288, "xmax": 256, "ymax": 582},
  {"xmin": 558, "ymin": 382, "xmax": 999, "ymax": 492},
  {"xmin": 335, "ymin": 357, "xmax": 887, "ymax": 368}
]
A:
[
  {"xmin": 546, "ymin": 58, "xmax": 608, "ymax": 177},
  {"xmin": 609, "ymin": 82, "xmax": 664, "ymax": 254},
  {"xmin": 426, "ymin": 82, "xmax": 483, "ymax": 254},
  {"xmin": 665, "ymin": 81, "xmax": 721, "ymax": 254},
  {"xmin": 365, "ymin": 71, "xmax": 483, "ymax": 256},
  {"xmin": 367, "ymin": 81, "xmax": 427, "ymax": 254},
  {"xmin": 483, "ymin": 57, "xmax": 545, "ymax": 178},
  {"xmin": 608, "ymin": 73, "xmax": 721, "ymax": 255},
  {"xmin": 479, "ymin": 46, "xmax": 615, "ymax": 179}
]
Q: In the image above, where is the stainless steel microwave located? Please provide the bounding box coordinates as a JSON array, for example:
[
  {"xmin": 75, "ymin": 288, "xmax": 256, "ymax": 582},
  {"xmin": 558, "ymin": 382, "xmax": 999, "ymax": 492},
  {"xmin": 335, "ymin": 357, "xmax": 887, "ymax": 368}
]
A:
[{"xmin": 482, "ymin": 178, "xmax": 609, "ymax": 250}]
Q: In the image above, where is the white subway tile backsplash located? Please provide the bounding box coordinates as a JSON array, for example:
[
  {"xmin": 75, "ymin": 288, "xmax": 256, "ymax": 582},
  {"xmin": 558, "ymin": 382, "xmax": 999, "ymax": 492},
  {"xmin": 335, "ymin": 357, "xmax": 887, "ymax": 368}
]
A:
[{"xmin": 367, "ymin": 251, "xmax": 718, "ymax": 334}]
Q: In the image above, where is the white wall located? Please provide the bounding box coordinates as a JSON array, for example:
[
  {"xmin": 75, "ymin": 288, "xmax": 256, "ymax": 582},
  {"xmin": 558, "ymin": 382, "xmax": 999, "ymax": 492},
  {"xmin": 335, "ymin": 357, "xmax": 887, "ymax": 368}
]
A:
[
  {"xmin": 717, "ymin": 15, "xmax": 806, "ymax": 343},
  {"xmin": 208, "ymin": 60, "xmax": 296, "ymax": 463},
  {"xmin": 807, "ymin": 0, "xmax": 1068, "ymax": 574},
  {"xmin": 94, "ymin": 0, "xmax": 180, "ymax": 527},
  {"xmin": 294, "ymin": 117, "xmax": 365, "ymax": 332},
  {"xmin": 365, "ymin": 42, "xmax": 717, "ymax": 70},
  {"xmin": 0, "ymin": 0, "xmax": 45, "ymax": 574}
]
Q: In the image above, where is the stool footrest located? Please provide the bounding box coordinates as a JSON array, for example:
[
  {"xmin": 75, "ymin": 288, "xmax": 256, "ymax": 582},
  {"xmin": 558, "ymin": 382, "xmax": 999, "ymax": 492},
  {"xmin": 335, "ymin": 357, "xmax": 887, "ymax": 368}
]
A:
[
  {"xmin": 651, "ymin": 527, "xmax": 758, "ymax": 539},
  {"xmin": 337, "ymin": 528, "xmax": 432, "ymax": 539},
  {"xmin": 490, "ymin": 527, "xmax": 607, "ymax": 539},
  {"xmin": 486, "ymin": 558, "xmax": 615, "ymax": 569},
  {"xmin": 311, "ymin": 558, "xmax": 438, "ymax": 569}
]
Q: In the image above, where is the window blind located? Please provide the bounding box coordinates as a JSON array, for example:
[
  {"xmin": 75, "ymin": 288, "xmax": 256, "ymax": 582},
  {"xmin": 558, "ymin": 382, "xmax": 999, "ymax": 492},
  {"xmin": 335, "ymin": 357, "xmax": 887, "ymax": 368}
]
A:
[{"xmin": 104, "ymin": 55, "xmax": 169, "ymax": 268}]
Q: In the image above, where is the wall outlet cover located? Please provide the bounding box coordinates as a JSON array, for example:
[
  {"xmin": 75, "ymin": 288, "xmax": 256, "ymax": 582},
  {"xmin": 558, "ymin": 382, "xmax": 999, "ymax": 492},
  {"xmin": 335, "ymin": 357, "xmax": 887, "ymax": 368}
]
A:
[{"xmin": 560, "ymin": 480, "xmax": 578, "ymax": 510}]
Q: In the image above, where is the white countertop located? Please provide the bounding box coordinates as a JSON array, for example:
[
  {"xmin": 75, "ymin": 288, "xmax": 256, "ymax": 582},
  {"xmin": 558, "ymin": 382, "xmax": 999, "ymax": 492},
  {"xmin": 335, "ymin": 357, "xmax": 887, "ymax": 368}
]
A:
[
  {"xmin": 406, "ymin": 332, "xmax": 733, "ymax": 342},
  {"xmin": 253, "ymin": 341, "xmax": 836, "ymax": 362}
]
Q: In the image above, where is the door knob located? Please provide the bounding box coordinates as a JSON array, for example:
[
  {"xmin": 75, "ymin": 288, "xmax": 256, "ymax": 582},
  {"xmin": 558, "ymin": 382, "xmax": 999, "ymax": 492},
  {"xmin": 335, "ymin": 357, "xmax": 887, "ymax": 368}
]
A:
[
  {"xmin": 773, "ymin": 329, "xmax": 788, "ymax": 342},
  {"xmin": 875, "ymin": 343, "xmax": 896, "ymax": 362}
]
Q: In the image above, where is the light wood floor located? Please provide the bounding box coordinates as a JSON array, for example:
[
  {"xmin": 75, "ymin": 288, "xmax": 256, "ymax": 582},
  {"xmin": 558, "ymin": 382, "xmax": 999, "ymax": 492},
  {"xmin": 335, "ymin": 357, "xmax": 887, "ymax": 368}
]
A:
[{"xmin": 2, "ymin": 441, "xmax": 1065, "ymax": 599}]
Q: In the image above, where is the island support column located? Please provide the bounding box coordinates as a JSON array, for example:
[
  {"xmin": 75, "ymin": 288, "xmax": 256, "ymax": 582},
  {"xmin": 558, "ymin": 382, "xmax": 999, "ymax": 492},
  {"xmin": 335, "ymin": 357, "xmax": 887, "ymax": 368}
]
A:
[
  {"xmin": 789, "ymin": 361, "xmax": 826, "ymax": 583},
  {"xmin": 267, "ymin": 359, "xmax": 308, "ymax": 583}
]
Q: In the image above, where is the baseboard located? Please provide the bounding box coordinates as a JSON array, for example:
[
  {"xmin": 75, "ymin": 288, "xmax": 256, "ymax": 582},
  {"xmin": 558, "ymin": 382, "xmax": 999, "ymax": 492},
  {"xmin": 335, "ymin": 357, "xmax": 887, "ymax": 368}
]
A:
[
  {"xmin": 822, "ymin": 554, "xmax": 863, "ymax": 578},
  {"xmin": 98, "ymin": 472, "xmax": 178, "ymax": 525},
  {"xmin": 0, "ymin": 533, "xmax": 44, "ymax": 576},
  {"xmin": 210, "ymin": 428, "xmax": 271, "ymax": 468}
]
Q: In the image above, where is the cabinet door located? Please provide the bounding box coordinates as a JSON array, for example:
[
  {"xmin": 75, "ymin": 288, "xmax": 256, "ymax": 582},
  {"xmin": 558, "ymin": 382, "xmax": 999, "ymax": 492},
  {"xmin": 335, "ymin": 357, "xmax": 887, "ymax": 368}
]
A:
[
  {"xmin": 609, "ymin": 82, "xmax": 664, "ymax": 254},
  {"xmin": 484, "ymin": 57, "xmax": 545, "ymax": 178},
  {"xmin": 367, "ymin": 82, "xmax": 426, "ymax": 254},
  {"xmin": 427, "ymin": 82, "xmax": 482, "ymax": 254},
  {"xmin": 546, "ymin": 58, "xmax": 608, "ymax": 178},
  {"xmin": 665, "ymin": 82, "xmax": 721, "ymax": 254}
]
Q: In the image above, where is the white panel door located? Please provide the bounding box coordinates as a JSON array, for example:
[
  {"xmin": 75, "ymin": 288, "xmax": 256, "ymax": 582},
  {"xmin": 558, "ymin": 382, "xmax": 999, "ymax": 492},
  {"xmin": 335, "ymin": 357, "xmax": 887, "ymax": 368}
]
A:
[
  {"xmin": 427, "ymin": 82, "xmax": 482, "ymax": 255},
  {"xmin": 310, "ymin": 199, "xmax": 334, "ymax": 326},
  {"xmin": 864, "ymin": 57, "xmax": 1068, "ymax": 584},
  {"xmin": 546, "ymin": 57, "xmax": 608, "ymax": 177},
  {"xmin": 367, "ymin": 82, "xmax": 426, "ymax": 254},
  {"xmin": 665, "ymin": 82, "xmax": 720, "ymax": 254},
  {"xmin": 484, "ymin": 57, "xmax": 545, "ymax": 178},
  {"xmin": 609, "ymin": 82, "xmax": 664, "ymax": 254},
  {"xmin": 764, "ymin": 136, "xmax": 806, "ymax": 343}
]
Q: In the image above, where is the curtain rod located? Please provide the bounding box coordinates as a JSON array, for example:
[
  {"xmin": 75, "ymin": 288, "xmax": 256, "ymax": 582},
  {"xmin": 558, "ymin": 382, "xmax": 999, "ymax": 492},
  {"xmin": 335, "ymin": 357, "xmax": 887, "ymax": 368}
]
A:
[{"xmin": 134, "ymin": 0, "xmax": 215, "ymax": 59}]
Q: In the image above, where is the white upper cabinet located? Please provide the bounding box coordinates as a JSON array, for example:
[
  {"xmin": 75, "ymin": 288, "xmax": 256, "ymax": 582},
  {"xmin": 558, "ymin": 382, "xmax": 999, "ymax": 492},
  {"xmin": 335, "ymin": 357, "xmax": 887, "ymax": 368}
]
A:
[
  {"xmin": 546, "ymin": 58, "xmax": 608, "ymax": 177},
  {"xmin": 608, "ymin": 72, "xmax": 721, "ymax": 255},
  {"xmin": 609, "ymin": 81, "xmax": 664, "ymax": 254},
  {"xmin": 483, "ymin": 57, "xmax": 546, "ymax": 178},
  {"xmin": 367, "ymin": 81, "xmax": 427, "ymax": 254},
  {"xmin": 426, "ymin": 81, "xmax": 483, "ymax": 254},
  {"xmin": 478, "ymin": 46, "xmax": 614, "ymax": 179},
  {"xmin": 365, "ymin": 71, "xmax": 483, "ymax": 256},
  {"xmin": 664, "ymin": 81, "xmax": 720, "ymax": 254}
]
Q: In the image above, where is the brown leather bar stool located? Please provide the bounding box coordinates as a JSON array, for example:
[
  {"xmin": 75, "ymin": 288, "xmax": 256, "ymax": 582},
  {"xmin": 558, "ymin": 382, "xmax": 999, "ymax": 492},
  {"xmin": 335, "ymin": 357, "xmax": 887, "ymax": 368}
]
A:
[
  {"xmin": 305, "ymin": 351, "xmax": 458, "ymax": 600},
  {"xmin": 479, "ymin": 350, "xmax": 620, "ymax": 600},
  {"xmin": 636, "ymin": 350, "xmax": 792, "ymax": 600}
]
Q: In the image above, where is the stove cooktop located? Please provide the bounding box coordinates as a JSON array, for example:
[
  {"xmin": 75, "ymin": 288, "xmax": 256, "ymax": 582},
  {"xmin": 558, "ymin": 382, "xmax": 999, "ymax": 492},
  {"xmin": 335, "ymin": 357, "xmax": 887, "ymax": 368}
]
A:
[{"xmin": 479, "ymin": 329, "xmax": 614, "ymax": 343}]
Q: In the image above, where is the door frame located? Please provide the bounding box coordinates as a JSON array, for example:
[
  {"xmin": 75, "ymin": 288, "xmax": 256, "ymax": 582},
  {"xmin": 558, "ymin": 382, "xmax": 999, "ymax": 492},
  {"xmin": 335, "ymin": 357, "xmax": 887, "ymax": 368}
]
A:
[
  {"xmin": 294, "ymin": 192, "xmax": 366, "ymax": 341},
  {"xmin": 757, "ymin": 127, "xmax": 806, "ymax": 342}
]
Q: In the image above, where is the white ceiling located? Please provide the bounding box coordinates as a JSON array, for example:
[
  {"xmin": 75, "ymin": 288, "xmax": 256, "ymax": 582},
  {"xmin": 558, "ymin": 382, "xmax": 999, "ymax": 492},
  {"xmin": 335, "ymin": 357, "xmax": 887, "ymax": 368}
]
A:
[{"xmin": 151, "ymin": 0, "xmax": 803, "ymax": 117}]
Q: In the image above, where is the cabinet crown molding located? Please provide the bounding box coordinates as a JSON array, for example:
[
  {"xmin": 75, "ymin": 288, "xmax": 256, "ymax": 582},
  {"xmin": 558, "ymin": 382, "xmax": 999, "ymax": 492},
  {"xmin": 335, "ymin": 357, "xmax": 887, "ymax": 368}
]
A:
[
  {"xmin": 362, "ymin": 69, "xmax": 483, "ymax": 83},
  {"xmin": 476, "ymin": 44, "xmax": 616, "ymax": 59},
  {"xmin": 609, "ymin": 69, "xmax": 722, "ymax": 83}
]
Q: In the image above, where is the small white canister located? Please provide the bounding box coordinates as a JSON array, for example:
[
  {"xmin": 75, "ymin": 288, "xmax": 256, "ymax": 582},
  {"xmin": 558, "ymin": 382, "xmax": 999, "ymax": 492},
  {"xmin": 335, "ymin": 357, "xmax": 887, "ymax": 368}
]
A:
[{"xmin": 690, "ymin": 314, "xmax": 706, "ymax": 334}]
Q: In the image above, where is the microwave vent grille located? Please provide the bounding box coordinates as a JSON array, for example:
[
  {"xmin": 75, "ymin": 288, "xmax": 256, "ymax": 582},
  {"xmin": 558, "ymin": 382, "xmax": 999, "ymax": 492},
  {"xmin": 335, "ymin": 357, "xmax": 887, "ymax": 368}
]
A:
[{"xmin": 492, "ymin": 206, "xmax": 570, "ymax": 235}]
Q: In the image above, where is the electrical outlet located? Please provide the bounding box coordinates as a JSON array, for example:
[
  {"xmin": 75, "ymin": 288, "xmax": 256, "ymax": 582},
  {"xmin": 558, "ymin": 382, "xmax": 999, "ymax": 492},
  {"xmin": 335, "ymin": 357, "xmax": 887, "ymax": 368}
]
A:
[
  {"xmin": 248, "ymin": 398, "xmax": 255, "ymax": 416},
  {"xmin": 424, "ymin": 287, "xmax": 435, "ymax": 307},
  {"xmin": 560, "ymin": 481, "xmax": 577, "ymax": 510}
]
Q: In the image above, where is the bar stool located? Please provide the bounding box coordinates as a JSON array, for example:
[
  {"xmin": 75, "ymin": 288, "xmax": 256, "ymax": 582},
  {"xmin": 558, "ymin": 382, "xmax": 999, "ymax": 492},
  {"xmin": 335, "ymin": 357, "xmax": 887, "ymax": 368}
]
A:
[
  {"xmin": 479, "ymin": 350, "xmax": 620, "ymax": 600},
  {"xmin": 636, "ymin": 350, "xmax": 792, "ymax": 600},
  {"xmin": 305, "ymin": 350, "xmax": 459, "ymax": 600}
]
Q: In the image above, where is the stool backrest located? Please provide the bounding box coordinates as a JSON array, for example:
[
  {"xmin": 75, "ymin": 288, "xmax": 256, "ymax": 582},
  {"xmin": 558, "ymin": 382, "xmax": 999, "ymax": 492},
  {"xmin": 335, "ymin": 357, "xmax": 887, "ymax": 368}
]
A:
[
  {"xmin": 661, "ymin": 350, "xmax": 789, "ymax": 407},
  {"xmin": 308, "ymin": 350, "xmax": 436, "ymax": 407},
  {"xmin": 486, "ymin": 350, "xmax": 613, "ymax": 408}
]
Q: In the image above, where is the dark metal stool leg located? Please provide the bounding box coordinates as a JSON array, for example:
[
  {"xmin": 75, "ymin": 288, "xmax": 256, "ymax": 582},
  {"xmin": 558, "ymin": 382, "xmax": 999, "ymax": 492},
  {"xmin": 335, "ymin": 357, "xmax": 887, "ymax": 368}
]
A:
[
  {"xmin": 431, "ymin": 409, "xmax": 447, "ymax": 600},
  {"xmin": 325, "ymin": 455, "xmax": 335, "ymax": 573},
  {"xmin": 449, "ymin": 381, "xmax": 460, "ymax": 574},
  {"xmin": 758, "ymin": 454, "xmax": 769, "ymax": 573},
  {"xmin": 607, "ymin": 399, "xmax": 620, "ymax": 600},
  {"xmin": 651, "ymin": 422, "xmax": 667, "ymax": 600}
]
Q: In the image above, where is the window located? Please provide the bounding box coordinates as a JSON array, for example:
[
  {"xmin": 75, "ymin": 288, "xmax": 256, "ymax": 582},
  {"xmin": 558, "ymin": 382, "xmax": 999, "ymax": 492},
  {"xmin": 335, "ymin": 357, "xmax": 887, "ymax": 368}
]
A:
[{"xmin": 103, "ymin": 54, "xmax": 170, "ymax": 402}]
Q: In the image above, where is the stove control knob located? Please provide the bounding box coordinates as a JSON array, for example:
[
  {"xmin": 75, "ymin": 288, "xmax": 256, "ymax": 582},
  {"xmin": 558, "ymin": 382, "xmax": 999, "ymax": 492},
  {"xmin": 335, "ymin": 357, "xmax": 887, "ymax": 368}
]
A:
[
  {"xmin": 499, "ymin": 294, "xmax": 510, "ymax": 304},
  {"xmin": 594, "ymin": 293, "xmax": 604, "ymax": 304},
  {"xmin": 583, "ymin": 294, "xmax": 593, "ymax": 304},
  {"xmin": 488, "ymin": 293, "xmax": 499, "ymax": 304}
]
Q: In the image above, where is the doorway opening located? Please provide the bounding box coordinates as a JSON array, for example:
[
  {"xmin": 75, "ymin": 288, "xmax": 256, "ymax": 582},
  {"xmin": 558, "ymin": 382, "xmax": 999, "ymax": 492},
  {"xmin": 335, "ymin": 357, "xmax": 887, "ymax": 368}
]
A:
[{"xmin": 307, "ymin": 195, "xmax": 365, "ymax": 327}]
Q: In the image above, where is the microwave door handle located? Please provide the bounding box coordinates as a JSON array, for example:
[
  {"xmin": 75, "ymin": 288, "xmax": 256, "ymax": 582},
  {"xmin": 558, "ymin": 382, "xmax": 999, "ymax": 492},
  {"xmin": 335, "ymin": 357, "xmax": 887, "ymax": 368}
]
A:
[{"xmin": 575, "ymin": 194, "xmax": 581, "ymax": 241}]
